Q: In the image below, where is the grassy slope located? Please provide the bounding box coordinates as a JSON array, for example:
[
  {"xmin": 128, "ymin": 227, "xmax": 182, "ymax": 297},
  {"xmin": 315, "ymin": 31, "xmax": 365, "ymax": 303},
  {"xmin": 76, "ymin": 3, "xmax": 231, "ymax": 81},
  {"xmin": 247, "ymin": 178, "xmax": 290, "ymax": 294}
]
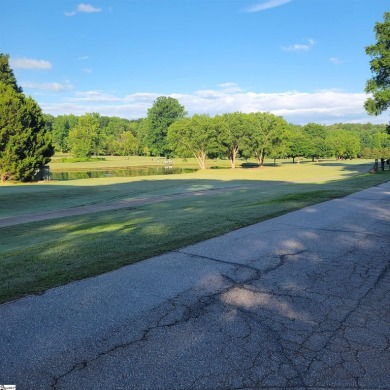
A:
[{"xmin": 1, "ymin": 158, "xmax": 389, "ymax": 303}]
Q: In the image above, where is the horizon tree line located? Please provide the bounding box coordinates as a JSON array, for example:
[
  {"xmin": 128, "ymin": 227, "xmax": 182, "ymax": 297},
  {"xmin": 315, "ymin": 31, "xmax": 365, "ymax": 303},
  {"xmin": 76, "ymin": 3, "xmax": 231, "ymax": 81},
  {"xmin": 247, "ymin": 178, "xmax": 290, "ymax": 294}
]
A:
[{"xmin": 43, "ymin": 99, "xmax": 390, "ymax": 169}]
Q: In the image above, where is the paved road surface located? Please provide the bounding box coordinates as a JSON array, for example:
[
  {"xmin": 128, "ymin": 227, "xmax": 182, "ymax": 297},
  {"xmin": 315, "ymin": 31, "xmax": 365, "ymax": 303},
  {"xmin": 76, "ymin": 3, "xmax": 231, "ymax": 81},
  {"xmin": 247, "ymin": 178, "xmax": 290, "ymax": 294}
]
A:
[{"xmin": 1, "ymin": 182, "xmax": 389, "ymax": 389}]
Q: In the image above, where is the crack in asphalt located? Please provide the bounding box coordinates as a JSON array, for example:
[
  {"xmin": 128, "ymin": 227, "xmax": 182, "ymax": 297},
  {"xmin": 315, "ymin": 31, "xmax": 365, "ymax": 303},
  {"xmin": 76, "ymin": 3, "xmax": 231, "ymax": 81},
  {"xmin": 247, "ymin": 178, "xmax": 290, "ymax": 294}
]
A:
[
  {"xmin": 50, "ymin": 248, "xmax": 313, "ymax": 389},
  {"xmin": 298, "ymin": 261, "xmax": 390, "ymax": 388},
  {"xmin": 29, "ymin": 218, "xmax": 390, "ymax": 389},
  {"xmin": 175, "ymin": 250, "xmax": 264, "ymax": 275},
  {"xmin": 45, "ymin": 243, "xmax": 389, "ymax": 389}
]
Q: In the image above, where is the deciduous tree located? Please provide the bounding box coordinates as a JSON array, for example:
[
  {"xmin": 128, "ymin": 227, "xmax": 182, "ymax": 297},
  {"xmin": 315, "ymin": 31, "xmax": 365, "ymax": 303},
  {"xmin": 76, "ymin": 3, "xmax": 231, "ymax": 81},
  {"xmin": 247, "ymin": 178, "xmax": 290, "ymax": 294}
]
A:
[
  {"xmin": 67, "ymin": 113, "xmax": 99, "ymax": 158},
  {"xmin": 51, "ymin": 114, "xmax": 78, "ymax": 153},
  {"xmin": 168, "ymin": 114, "xmax": 217, "ymax": 169},
  {"xmin": 287, "ymin": 125, "xmax": 306, "ymax": 163},
  {"xmin": 117, "ymin": 131, "xmax": 139, "ymax": 157},
  {"xmin": 146, "ymin": 97, "xmax": 187, "ymax": 156},
  {"xmin": 365, "ymin": 12, "xmax": 390, "ymax": 116},
  {"xmin": 249, "ymin": 112, "xmax": 288, "ymax": 166},
  {"xmin": 214, "ymin": 112, "xmax": 252, "ymax": 168},
  {"xmin": 326, "ymin": 129, "xmax": 361, "ymax": 159},
  {"xmin": 302, "ymin": 123, "xmax": 330, "ymax": 161}
]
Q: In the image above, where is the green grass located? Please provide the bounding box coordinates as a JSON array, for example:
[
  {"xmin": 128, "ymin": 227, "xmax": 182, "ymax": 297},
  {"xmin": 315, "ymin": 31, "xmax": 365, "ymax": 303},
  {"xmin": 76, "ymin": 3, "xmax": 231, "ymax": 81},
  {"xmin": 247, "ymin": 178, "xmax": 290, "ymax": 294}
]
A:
[
  {"xmin": 0, "ymin": 158, "xmax": 375, "ymax": 218},
  {"xmin": 0, "ymin": 158, "xmax": 389, "ymax": 304}
]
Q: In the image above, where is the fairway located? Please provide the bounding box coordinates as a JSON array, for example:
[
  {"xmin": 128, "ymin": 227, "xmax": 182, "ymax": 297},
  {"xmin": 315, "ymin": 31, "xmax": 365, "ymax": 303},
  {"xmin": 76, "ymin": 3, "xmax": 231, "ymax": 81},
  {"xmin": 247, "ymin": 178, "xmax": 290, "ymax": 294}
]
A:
[{"xmin": 0, "ymin": 158, "xmax": 389, "ymax": 304}]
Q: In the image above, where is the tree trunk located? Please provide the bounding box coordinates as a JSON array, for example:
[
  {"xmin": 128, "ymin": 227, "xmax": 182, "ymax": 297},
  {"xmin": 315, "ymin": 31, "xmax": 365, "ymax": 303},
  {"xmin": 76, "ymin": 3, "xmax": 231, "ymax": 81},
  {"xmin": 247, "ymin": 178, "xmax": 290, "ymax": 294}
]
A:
[
  {"xmin": 259, "ymin": 149, "xmax": 265, "ymax": 166},
  {"xmin": 230, "ymin": 158, "xmax": 235, "ymax": 168},
  {"xmin": 194, "ymin": 151, "xmax": 207, "ymax": 169},
  {"xmin": 254, "ymin": 151, "xmax": 262, "ymax": 166},
  {"xmin": 230, "ymin": 152, "xmax": 236, "ymax": 169}
]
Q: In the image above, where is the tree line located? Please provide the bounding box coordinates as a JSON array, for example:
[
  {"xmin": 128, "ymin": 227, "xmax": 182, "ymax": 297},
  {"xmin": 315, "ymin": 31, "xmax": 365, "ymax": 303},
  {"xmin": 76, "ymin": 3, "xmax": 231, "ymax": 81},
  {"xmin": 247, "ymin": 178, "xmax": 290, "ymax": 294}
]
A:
[{"xmin": 43, "ymin": 96, "xmax": 390, "ymax": 169}]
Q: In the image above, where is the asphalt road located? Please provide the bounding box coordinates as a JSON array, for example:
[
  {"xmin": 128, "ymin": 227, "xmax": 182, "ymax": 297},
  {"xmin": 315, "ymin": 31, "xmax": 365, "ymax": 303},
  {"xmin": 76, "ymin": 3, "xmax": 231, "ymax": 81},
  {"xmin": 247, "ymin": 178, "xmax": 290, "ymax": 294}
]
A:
[{"xmin": 1, "ymin": 182, "xmax": 389, "ymax": 390}]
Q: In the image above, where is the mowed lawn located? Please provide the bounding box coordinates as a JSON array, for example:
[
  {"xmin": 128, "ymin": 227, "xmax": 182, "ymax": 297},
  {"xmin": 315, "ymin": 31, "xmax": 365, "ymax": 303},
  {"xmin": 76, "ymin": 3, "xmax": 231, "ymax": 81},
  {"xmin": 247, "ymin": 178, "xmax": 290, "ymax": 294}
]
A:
[{"xmin": 0, "ymin": 158, "xmax": 389, "ymax": 304}]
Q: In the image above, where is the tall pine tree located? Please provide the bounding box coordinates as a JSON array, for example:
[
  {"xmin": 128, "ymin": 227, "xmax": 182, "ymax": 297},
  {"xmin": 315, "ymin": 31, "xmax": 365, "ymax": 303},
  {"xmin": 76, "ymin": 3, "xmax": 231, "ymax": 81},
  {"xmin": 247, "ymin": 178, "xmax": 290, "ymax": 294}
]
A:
[
  {"xmin": 0, "ymin": 53, "xmax": 54, "ymax": 182},
  {"xmin": 0, "ymin": 54, "xmax": 22, "ymax": 93}
]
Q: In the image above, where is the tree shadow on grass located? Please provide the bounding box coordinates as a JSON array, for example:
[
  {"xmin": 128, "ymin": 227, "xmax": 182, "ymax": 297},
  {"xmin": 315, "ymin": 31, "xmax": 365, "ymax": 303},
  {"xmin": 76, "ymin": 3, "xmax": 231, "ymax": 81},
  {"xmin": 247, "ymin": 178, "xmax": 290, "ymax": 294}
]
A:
[{"xmin": 0, "ymin": 167, "xmax": 389, "ymax": 304}]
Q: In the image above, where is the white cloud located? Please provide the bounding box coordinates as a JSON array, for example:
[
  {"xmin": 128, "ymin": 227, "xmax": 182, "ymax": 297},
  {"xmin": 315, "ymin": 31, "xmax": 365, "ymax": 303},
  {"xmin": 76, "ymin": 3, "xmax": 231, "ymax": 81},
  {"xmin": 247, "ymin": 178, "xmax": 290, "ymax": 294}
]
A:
[
  {"xmin": 329, "ymin": 57, "xmax": 343, "ymax": 65},
  {"xmin": 10, "ymin": 57, "xmax": 52, "ymax": 70},
  {"xmin": 37, "ymin": 85, "xmax": 389, "ymax": 125},
  {"xmin": 78, "ymin": 56, "xmax": 89, "ymax": 60},
  {"xmin": 65, "ymin": 3, "xmax": 102, "ymax": 16},
  {"xmin": 21, "ymin": 80, "xmax": 72, "ymax": 91},
  {"xmin": 77, "ymin": 3, "xmax": 101, "ymax": 13},
  {"xmin": 70, "ymin": 91, "xmax": 122, "ymax": 102},
  {"xmin": 124, "ymin": 93, "xmax": 158, "ymax": 103},
  {"xmin": 282, "ymin": 39, "xmax": 315, "ymax": 52},
  {"xmin": 219, "ymin": 82, "xmax": 243, "ymax": 93},
  {"xmin": 245, "ymin": 0, "xmax": 291, "ymax": 12}
]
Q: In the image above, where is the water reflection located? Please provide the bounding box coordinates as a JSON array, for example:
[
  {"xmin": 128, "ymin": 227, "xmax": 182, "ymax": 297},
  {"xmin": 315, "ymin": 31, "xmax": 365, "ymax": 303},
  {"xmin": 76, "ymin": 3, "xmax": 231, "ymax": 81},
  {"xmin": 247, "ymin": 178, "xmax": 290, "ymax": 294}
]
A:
[{"xmin": 50, "ymin": 167, "xmax": 197, "ymax": 181}]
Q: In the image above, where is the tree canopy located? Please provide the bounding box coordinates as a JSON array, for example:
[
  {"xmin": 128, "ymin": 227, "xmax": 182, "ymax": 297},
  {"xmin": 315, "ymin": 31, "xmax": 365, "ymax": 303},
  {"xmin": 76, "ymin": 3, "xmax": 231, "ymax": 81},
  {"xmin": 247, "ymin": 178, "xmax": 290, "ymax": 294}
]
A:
[
  {"xmin": 214, "ymin": 112, "xmax": 252, "ymax": 168},
  {"xmin": 168, "ymin": 114, "xmax": 218, "ymax": 169},
  {"xmin": 248, "ymin": 112, "xmax": 289, "ymax": 165},
  {"xmin": 146, "ymin": 96, "xmax": 187, "ymax": 156},
  {"xmin": 0, "ymin": 53, "xmax": 22, "ymax": 93},
  {"xmin": 0, "ymin": 54, "xmax": 54, "ymax": 182},
  {"xmin": 365, "ymin": 12, "xmax": 390, "ymax": 116},
  {"xmin": 67, "ymin": 113, "xmax": 100, "ymax": 158}
]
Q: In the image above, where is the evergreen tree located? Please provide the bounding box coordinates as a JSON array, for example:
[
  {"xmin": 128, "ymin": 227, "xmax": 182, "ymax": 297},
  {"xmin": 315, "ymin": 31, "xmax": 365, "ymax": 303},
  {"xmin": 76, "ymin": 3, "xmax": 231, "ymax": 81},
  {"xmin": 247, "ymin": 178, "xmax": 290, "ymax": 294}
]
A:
[
  {"xmin": 0, "ymin": 53, "xmax": 22, "ymax": 93},
  {"xmin": 0, "ymin": 53, "xmax": 54, "ymax": 182}
]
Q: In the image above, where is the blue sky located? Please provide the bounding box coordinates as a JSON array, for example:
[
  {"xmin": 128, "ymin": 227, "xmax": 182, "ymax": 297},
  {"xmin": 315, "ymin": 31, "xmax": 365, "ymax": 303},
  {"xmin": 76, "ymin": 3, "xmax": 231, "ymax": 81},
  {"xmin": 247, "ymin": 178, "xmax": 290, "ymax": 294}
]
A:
[{"xmin": 1, "ymin": 0, "xmax": 389, "ymax": 124}]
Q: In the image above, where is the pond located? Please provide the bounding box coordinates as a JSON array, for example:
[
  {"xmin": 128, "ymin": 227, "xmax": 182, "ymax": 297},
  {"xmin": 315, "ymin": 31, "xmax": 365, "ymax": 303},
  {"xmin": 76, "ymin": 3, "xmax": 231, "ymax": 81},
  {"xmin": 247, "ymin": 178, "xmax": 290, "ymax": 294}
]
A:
[{"xmin": 49, "ymin": 167, "xmax": 197, "ymax": 181}]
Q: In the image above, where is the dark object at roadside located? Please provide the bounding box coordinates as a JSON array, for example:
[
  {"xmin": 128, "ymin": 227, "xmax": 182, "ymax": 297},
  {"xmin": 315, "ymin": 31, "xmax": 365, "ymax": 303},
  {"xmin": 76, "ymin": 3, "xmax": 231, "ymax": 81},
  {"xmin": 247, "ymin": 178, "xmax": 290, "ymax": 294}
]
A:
[{"xmin": 370, "ymin": 159, "xmax": 379, "ymax": 174}]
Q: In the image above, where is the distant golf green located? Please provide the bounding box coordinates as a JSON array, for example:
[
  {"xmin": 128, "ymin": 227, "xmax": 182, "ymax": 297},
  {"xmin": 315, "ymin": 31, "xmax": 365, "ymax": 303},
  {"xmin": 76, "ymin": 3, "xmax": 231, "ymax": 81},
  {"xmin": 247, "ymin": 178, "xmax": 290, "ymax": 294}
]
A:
[{"xmin": 0, "ymin": 157, "xmax": 388, "ymax": 304}]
